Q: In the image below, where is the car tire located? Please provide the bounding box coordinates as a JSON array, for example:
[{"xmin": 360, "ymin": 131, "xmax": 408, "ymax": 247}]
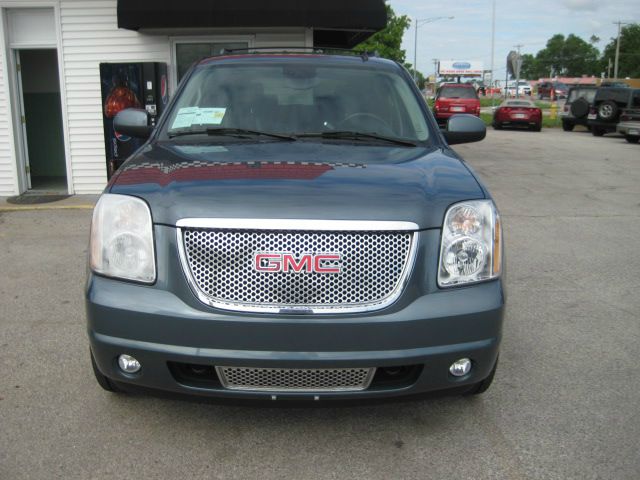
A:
[
  {"xmin": 465, "ymin": 356, "xmax": 499, "ymax": 395},
  {"xmin": 91, "ymin": 349, "xmax": 125, "ymax": 393},
  {"xmin": 626, "ymin": 135, "xmax": 640, "ymax": 144},
  {"xmin": 597, "ymin": 100, "xmax": 618, "ymax": 121},
  {"xmin": 493, "ymin": 123, "xmax": 503, "ymax": 130},
  {"xmin": 562, "ymin": 121, "xmax": 574, "ymax": 132},
  {"xmin": 592, "ymin": 127, "xmax": 605, "ymax": 137},
  {"xmin": 570, "ymin": 98, "xmax": 589, "ymax": 118}
]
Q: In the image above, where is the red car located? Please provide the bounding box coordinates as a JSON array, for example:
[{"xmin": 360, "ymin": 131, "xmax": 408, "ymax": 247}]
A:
[
  {"xmin": 433, "ymin": 84, "xmax": 481, "ymax": 126},
  {"xmin": 493, "ymin": 99, "xmax": 542, "ymax": 131}
]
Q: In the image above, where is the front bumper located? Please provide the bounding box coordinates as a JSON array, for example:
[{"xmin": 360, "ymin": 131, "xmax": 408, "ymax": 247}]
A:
[{"xmin": 87, "ymin": 226, "xmax": 504, "ymax": 401}]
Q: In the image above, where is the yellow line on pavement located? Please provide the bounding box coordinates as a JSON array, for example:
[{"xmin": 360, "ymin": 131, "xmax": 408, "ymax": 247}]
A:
[{"xmin": 0, "ymin": 204, "xmax": 95, "ymax": 212}]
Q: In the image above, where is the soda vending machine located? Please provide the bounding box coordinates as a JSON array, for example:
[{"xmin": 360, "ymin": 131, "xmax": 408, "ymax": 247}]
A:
[{"xmin": 100, "ymin": 62, "xmax": 169, "ymax": 178}]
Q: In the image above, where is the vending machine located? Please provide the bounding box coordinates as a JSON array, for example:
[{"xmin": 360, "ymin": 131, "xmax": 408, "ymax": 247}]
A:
[{"xmin": 100, "ymin": 62, "xmax": 169, "ymax": 178}]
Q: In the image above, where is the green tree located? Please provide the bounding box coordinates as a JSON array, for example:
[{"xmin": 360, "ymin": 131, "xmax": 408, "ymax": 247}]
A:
[
  {"xmin": 354, "ymin": 3, "xmax": 410, "ymax": 63},
  {"xmin": 601, "ymin": 23, "xmax": 640, "ymax": 78},
  {"xmin": 533, "ymin": 34, "xmax": 600, "ymax": 77},
  {"xmin": 520, "ymin": 53, "xmax": 538, "ymax": 80}
]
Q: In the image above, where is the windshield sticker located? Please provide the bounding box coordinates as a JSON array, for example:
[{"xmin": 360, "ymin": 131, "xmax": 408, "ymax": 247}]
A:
[
  {"xmin": 171, "ymin": 107, "xmax": 227, "ymax": 130},
  {"xmin": 197, "ymin": 108, "xmax": 227, "ymax": 125}
]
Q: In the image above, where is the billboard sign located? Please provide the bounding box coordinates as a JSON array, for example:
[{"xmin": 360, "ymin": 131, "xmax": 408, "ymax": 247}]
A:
[{"xmin": 439, "ymin": 60, "xmax": 484, "ymax": 76}]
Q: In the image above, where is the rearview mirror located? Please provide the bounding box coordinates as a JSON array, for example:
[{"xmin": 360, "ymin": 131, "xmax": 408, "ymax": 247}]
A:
[
  {"xmin": 443, "ymin": 114, "xmax": 486, "ymax": 145},
  {"xmin": 114, "ymin": 108, "xmax": 153, "ymax": 139}
]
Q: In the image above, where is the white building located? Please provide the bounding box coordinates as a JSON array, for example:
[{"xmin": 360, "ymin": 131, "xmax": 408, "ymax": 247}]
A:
[{"xmin": 0, "ymin": 0, "xmax": 385, "ymax": 196}]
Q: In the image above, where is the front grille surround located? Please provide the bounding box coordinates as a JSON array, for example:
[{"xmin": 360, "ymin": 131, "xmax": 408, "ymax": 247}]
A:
[
  {"xmin": 176, "ymin": 219, "xmax": 419, "ymax": 314},
  {"xmin": 216, "ymin": 366, "xmax": 376, "ymax": 392}
]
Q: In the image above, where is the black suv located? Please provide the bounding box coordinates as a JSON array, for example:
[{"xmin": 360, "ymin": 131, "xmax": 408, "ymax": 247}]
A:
[
  {"xmin": 588, "ymin": 87, "xmax": 640, "ymax": 136},
  {"xmin": 561, "ymin": 86, "xmax": 597, "ymax": 131},
  {"xmin": 86, "ymin": 52, "xmax": 504, "ymax": 402}
]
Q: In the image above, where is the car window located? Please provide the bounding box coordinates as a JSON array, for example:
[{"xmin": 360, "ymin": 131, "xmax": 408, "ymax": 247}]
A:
[
  {"xmin": 438, "ymin": 87, "xmax": 477, "ymax": 99},
  {"xmin": 163, "ymin": 62, "xmax": 430, "ymax": 142},
  {"xmin": 504, "ymin": 101, "xmax": 533, "ymax": 107},
  {"xmin": 568, "ymin": 89, "xmax": 596, "ymax": 103},
  {"xmin": 632, "ymin": 91, "xmax": 640, "ymax": 108}
]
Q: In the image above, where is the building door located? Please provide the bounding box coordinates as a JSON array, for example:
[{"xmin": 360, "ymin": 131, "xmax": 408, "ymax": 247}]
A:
[{"xmin": 14, "ymin": 49, "xmax": 67, "ymax": 191}]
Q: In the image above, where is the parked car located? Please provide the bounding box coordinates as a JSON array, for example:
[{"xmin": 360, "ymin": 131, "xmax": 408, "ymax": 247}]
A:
[
  {"xmin": 493, "ymin": 99, "xmax": 542, "ymax": 131},
  {"xmin": 617, "ymin": 109, "xmax": 640, "ymax": 143},
  {"xmin": 433, "ymin": 83, "xmax": 481, "ymax": 126},
  {"xmin": 561, "ymin": 86, "xmax": 598, "ymax": 131},
  {"xmin": 537, "ymin": 82, "xmax": 568, "ymax": 99},
  {"xmin": 506, "ymin": 81, "xmax": 532, "ymax": 96},
  {"xmin": 588, "ymin": 87, "xmax": 640, "ymax": 136},
  {"xmin": 86, "ymin": 52, "xmax": 503, "ymax": 402}
]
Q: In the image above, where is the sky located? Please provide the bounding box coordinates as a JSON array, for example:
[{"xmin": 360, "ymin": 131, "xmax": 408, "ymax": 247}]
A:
[{"xmin": 391, "ymin": 0, "xmax": 640, "ymax": 79}]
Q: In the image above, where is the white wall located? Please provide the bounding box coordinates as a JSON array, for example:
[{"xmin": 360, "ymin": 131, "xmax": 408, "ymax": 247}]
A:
[{"xmin": 0, "ymin": 0, "xmax": 311, "ymax": 195}]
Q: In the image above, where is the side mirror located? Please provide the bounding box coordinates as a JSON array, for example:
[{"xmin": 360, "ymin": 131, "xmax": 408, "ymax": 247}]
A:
[
  {"xmin": 443, "ymin": 114, "xmax": 486, "ymax": 145},
  {"xmin": 113, "ymin": 108, "xmax": 153, "ymax": 139}
]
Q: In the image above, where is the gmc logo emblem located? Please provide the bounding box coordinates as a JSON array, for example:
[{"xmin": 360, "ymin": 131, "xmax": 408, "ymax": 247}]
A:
[{"xmin": 254, "ymin": 253, "xmax": 342, "ymax": 273}]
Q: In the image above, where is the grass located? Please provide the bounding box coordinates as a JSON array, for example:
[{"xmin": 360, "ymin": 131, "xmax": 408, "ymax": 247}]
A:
[
  {"xmin": 480, "ymin": 112, "xmax": 563, "ymax": 129},
  {"xmin": 480, "ymin": 97, "xmax": 551, "ymax": 109}
]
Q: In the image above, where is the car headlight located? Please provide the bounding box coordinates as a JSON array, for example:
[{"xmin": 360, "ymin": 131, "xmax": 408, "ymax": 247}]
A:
[
  {"xmin": 90, "ymin": 194, "xmax": 156, "ymax": 283},
  {"xmin": 438, "ymin": 200, "xmax": 502, "ymax": 287}
]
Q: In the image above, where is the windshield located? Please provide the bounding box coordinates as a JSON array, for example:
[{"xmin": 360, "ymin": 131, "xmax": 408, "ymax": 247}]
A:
[
  {"xmin": 162, "ymin": 61, "xmax": 430, "ymax": 142},
  {"xmin": 438, "ymin": 86, "xmax": 477, "ymax": 99}
]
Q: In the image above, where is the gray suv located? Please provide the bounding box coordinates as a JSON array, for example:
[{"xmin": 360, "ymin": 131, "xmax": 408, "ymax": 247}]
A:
[{"xmin": 87, "ymin": 52, "xmax": 504, "ymax": 402}]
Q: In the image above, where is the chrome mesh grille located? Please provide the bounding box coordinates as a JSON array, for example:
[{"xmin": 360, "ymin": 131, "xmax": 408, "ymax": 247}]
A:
[
  {"xmin": 216, "ymin": 366, "xmax": 375, "ymax": 392},
  {"xmin": 180, "ymin": 228, "xmax": 415, "ymax": 312}
]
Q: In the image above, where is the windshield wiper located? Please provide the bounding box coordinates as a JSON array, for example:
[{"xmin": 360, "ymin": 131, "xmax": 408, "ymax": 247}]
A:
[
  {"xmin": 298, "ymin": 131, "xmax": 418, "ymax": 147},
  {"xmin": 168, "ymin": 127, "xmax": 296, "ymax": 141}
]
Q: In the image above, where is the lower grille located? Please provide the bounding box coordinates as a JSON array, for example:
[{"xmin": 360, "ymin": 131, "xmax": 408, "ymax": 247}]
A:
[{"xmin": 216, "ymin": 366, "xmax": 376, "ymax": 392}]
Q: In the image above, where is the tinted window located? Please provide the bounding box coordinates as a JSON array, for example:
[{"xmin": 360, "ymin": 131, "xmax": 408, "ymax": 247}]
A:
[
  {"xmin": 632, "ymin": 91, "xmax": 640, "ymax": 108},
  {"xmin": 164, "ymin": 62, "xmax": 430, "ymax": 142},
  {"xmin": 568, "ymin": 89, "xmax": 596, "ymax": 103},
  {"xmin": 438, "ymin": 86, "xmax": 477, "ymax": 99}
]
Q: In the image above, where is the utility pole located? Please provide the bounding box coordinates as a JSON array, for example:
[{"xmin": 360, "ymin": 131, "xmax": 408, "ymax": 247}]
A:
[
  {"xmin": 433, "ymin": 58, "xmax": 439, "ymax": 84},
  {"xmin": 490, "ymin": 0, "xmax": 496, "ymax": 106},
  {"xmin": 613, "ymin": 21, "xmax": 629, "ymax": 79},
  {"xmin": 514, "ymin": 44, "xmax": 524, "ymax": 98}
]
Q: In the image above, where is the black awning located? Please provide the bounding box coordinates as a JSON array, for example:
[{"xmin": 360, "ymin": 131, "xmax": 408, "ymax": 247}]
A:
[{"xmin": 117, "ymin": 0, "xmax": 387, "ymax": 48}]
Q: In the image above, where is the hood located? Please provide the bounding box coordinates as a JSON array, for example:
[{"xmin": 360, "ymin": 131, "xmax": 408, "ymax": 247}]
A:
[{"xmin": 109, "ymin": 140, "xmax": 484, "ymax": 230}]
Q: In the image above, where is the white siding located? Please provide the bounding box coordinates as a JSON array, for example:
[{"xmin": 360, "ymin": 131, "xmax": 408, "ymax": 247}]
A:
[
  {"xmin": 60, "ymin": 0, "xmax": 170, "ymax": 193},
  {"xmin": 0, "ymin": 1, "xmax": 311, "ymax": 195},
  {"xmin": 0, "ymin": 41, "xmax": 16, "ymax": 196}
]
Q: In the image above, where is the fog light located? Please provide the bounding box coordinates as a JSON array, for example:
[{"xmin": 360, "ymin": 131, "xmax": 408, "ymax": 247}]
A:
[
  {"xmin": 118, "ymin": 354, "xmax": 141, "ymax": 374},
  {"xmin": 449, "ymin": 358, "xmax": 472, "ymax": 377}
]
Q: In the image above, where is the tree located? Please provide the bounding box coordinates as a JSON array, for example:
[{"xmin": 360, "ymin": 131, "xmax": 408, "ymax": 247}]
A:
[
  {"xmin": 354, "ymin": 4, "xmax": 410, "ymax": 64},
  {"xmin": 534, "ymin": 34, "xmax": 600, "ymax": 78},
  {"xmin": 601, "ymin": 23, "xmax": 640, "ymax": 78},
  {"xmin": 520, "ymin": 53, "xmax": 538, "ymax": 80}
]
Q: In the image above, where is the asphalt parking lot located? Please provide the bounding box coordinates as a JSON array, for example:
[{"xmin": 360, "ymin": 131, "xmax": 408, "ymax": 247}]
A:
[{"xmin": 1, "ymin": 128, "xmax": 639, "ymax": 479}]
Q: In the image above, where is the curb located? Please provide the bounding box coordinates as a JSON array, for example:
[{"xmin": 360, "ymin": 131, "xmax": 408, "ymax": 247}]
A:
[{"xmin": 0, "ymin": 205, "xmax": 95, "ymax": 212}]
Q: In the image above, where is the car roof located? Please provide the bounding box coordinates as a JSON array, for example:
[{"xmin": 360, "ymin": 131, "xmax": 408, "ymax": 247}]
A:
[
  {"xmin": 197, "ymin": 53, "xmax": 400, "ymax": 70},
  {"xmin": 439, "ymin": 83, "xmax": 475, "ymax": 87}
]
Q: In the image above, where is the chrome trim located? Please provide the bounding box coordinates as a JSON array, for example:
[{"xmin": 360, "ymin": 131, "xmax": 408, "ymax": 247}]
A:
[
  {"xmin": 215, "ymin": 366, "xmax": 376, "ymax": 392},
  {"xmin": 176, "ymin": 223, "xmax": 419, "ymax": 315},
  {"xmin": 175, "ymin": 218, "xmax": 420, "ymax": 232}
]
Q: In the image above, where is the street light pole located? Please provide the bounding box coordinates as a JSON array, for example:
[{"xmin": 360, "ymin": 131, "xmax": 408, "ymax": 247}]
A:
[
  {"xmin": 613, "ymin": 21, "xmax": 628, "ymax": 79},
  {"xmin": 489, "ymin": 0, "xmax": 496, "ymax": 106},
  {"xmin": 413, "ymin": 16, "xmax": 454, "ymax": 82}
]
